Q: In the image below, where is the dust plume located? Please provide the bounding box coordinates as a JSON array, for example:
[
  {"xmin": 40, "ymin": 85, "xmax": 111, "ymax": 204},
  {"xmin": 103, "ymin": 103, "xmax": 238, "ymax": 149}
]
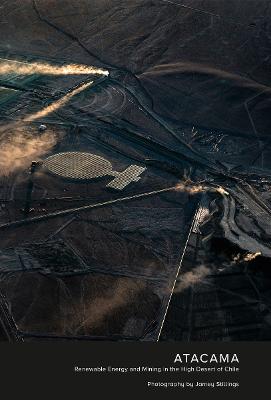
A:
[
  {"xmin": 0, "ymin": 59, "xmax": 109, "ymax": 76},
  {"xmin": 0, "ymin": 81, "xmax": 93, "ymax": 176},
  {"xmin": 73, "ymin": 282, "xmax": 141, "ymax": 334},
  {"xmin": 24, "ymin": 81, "xmax": 93, "ymax": 122},
  {"xmin": 244, "ymin": 252, "xmax": 261, "ymax": 262},
  {"xmin": 215, "ymin": 186, "xmax": 229, "ymax": 196},
  {"xmin": 174, "ymin": 181, "xmax": 207, "ymax": 194},
  {"xmin": 174, "ymin": 265, "xmax": 211, "ymax": 293},
  {"xmin": 174, "ymin": 181, "xmax": 229, "ymax": 196},
  {"xmin": 0, "ymin": 124, "xmax": 57, "ymax": 176},
  {"xmin": 233, "ymin": 251, "xmax": 261, "ymax": 264}
]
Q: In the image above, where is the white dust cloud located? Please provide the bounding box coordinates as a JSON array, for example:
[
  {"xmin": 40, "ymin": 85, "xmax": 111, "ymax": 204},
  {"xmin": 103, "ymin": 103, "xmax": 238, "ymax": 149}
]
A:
[
  {"xmin": 174, "ymin": 181, "xmax": 229, "ymax": 196},
  {"xmin": 215, "ymin": 186, "xmax": 229, "ymax": 196},
  {"xmin": 0, "ymin": 59, "xmax": 107, "ymax": 177},
  {"xmin": 174, "ymin": 265, "xmax": 211, "ymax": 293},
  {"xmin": 0, "ymin": 125, "xmax": 57, "ymax": 176},
  {"xmin": 174, "ymin": 181, "xmax": 207, "ymax": 194},
  {"xmin": 0, "ymin": 60, "xmax": 109, "ymax": 77},
  {"xmin": 233, "ymin": 251, "xmax": 262, "ymax": 264},
  {"xmin": 73, "ymin": 282, "xmax": 141, "ymax": 333},
  {"xmin": 24, "ymin": 81, "xmax": 93, "ymax": 122}
]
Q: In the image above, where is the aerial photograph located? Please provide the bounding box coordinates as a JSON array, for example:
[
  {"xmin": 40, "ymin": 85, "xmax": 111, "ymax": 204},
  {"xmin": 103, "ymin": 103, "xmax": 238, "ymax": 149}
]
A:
[{"xmin": 0, "ymin": 0, "xmax": 271, "ymax": 342}]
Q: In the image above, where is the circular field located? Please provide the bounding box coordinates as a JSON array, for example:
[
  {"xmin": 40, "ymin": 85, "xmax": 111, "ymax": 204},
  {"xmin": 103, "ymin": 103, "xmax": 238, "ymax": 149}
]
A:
[{"xmin": 43, "ymin": 152, "xmax": 113, "ymax": 180}]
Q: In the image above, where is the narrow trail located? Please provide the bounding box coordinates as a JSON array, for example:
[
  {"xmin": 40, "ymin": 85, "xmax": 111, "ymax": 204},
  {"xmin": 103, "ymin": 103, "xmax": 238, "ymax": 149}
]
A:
[{"xmin": 0, "ymin": 185, "xmax": 176, "ymax": 230}]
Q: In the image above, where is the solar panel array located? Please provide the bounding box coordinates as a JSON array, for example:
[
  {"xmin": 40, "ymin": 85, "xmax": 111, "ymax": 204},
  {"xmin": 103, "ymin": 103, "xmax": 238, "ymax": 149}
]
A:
[
  {"xmin": 107, "ymin": 165, "xmax": 146, "ymax": 190},
  {"xmin": 43, "ymin": 152, "xmax": 113, "ymax": 180},
  {"xmin": 43, "ymin": 151, "xmax": 146, "ymax": 189}
]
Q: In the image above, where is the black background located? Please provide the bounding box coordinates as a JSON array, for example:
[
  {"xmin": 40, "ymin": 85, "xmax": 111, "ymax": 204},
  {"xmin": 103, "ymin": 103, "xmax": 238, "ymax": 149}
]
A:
[{"xmin": 0, "ymin": 342, "xmax": 269, "ymax": 399}]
